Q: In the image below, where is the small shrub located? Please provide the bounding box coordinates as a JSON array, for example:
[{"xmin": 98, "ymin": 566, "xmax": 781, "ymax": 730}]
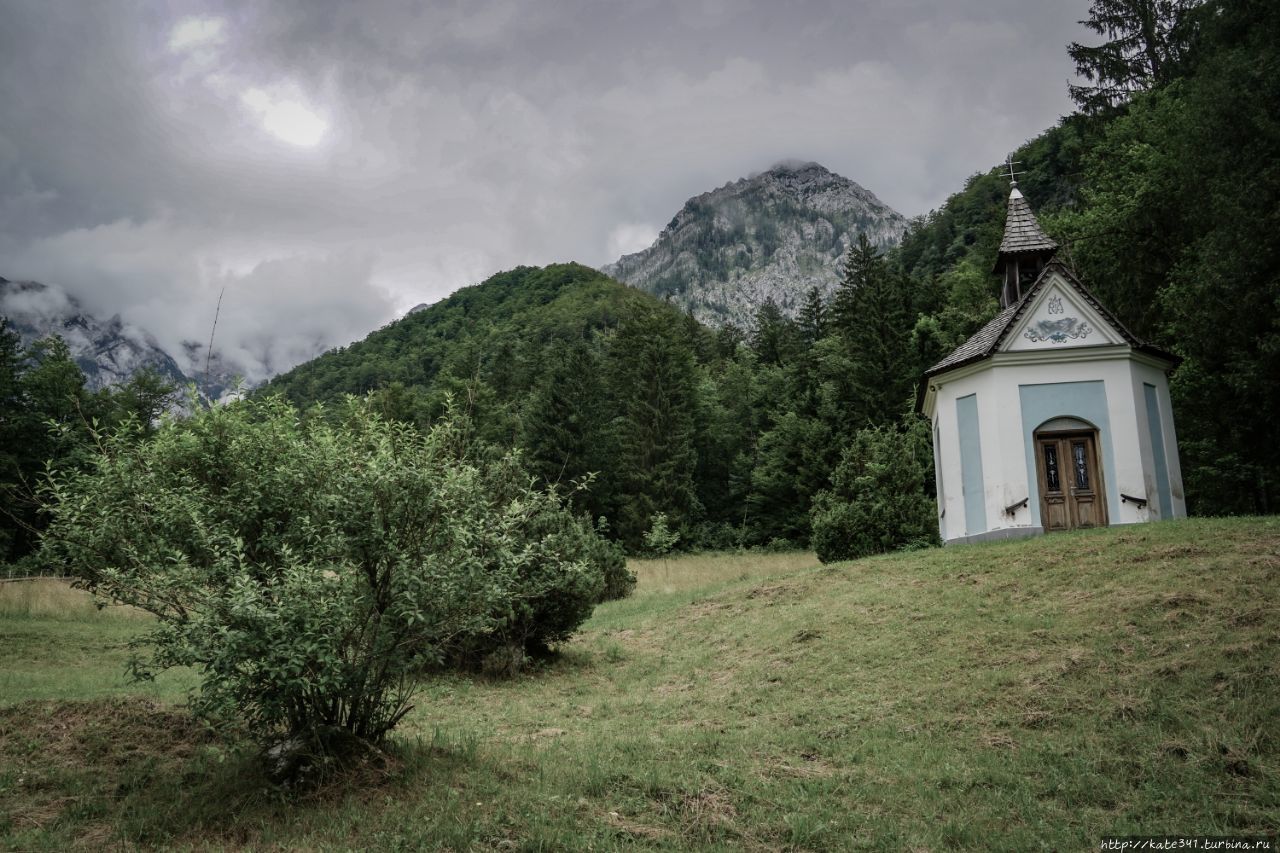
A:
[
  {"xmin": 810, "ymin": 419, "xmax": 939, "ymax": 563},
  {"xmin": 41, "ymin": 395, "xmax": 609, "ymax": 754},
  {"xmin": 689, "ymin": 520, "xmax": 744, "ymax": 552},
  {"xmin": 761, "ymin": 537, "xmax": 799, "ymax": 553},
  {"xmin": 585, "ymin": 517, "xmax": 636, "ymax": 603},
  {"xmin": 643, "ymin": 512, "xmax": 680, "ymax": 558}
]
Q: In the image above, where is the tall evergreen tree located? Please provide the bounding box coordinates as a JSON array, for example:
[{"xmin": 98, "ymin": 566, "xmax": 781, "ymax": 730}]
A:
[
  {"xmin": 748, "ymin": 299, "xmax": 801, "ymax": 367},
  {"xmin": 522, "ymin": 339, "xmax": 609, "ymax": 519},
  {"xmin": 830, "ymin": 234, "xmax": 915, "ymax": 428},
  {"xmin": 797, "ymin": 286, "xmax": 827, "ymax": 346},
  {"xmin": 0, "ymin": 333, "xmax": 102, "ymax": 563},
  {"xmin": 606, "ymin": 308, "xmax": 703, "ymax": 550},
  {"xmin": 747, "ymin": 411, "xmax": 832, "ymax": 546},
  {"xmin": 1068, "ymin": 0, "xmax": 1199, "ymax": 114}
]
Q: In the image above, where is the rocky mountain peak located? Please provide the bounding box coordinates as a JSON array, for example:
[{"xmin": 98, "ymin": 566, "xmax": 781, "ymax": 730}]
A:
[
  {"xmin": 0, "ymin": 277, "xmax": 240, "ymax": 400},
  {"xmin": 603, "ymin": 162, "xmax": 907, "ymax": 326}
]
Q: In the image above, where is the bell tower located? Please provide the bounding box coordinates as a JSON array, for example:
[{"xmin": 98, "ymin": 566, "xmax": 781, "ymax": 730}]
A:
[{"xmin": 993, "ymin": 159, "xmax": 1058, "ymax": 308}]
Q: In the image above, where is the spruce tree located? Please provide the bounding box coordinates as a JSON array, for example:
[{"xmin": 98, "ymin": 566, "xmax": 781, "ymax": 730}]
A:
[
  {"xmin": 797, "ymin": 286, "xmax": 827, "ymax": 346},
  {"xmin": 606, "ymin": 308, "xmax": 703, "ymax": 550},
  {"xmin": 1068, "ymin": 0, "xmax": 1198, "ymax": 114},
  {"xmin": 522, "ymin": 339, "xmax": 609, "ymax": 519},
  {"xmin": 830, "ymin": 234, "xmax": 915, "ymax": 429},
  {"xmin": 748, "ymin": 299, "xmax": 801, "ymax": 367}
]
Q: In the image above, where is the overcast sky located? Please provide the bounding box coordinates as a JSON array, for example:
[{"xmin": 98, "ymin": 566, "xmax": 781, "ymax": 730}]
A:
[{"xmin": 0, "ymin": 0, "xmax": 1090, "ymax": 382}]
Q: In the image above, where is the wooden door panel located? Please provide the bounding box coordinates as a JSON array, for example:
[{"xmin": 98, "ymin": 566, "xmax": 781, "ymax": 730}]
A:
[
  {"xmin": 1074, "ymin": 495, "xmax": 1100, "ymax": 527},
  {"xmin": 1043, "ymin": 495, "xmax": 1070, "ymax": 531},
  {"xmin": 1036, "ymin": 431, "xmax": 1107, "ymax": 532}
]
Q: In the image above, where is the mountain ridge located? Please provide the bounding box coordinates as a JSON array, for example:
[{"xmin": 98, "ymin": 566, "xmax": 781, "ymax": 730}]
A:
[
  {"xmin": 603, "ymin": 161, "xmax": 908, "ymax": 326},
  {"xmin": 0, "ymin": 278, "xmax": 239, "ymax": 400}
]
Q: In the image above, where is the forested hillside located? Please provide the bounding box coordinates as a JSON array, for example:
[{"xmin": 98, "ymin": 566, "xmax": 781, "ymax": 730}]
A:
[
  {"xmin": 265, "ymin": 255, "xmax": 935, "ymax": 554},
  {"xmin": 902, "ymin": 0, "xmax": 1279, "ymax": 515},
  {"xmin": 252, "ymin": 0, "xmax": 1280, "ymax": 549}
]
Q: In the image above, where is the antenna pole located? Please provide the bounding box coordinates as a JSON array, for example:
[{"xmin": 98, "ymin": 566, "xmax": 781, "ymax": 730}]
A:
[{"xmin": 205, "ymin": 285, "xmax": 225, "ymax": 391}]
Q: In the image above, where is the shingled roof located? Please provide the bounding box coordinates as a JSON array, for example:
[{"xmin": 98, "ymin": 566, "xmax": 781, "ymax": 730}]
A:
[
  {"xmin": 924, "ymin": 301, "xmax": 1022, "ymax": 376},
  {"xmin": 923, "ymin": 259, "xmax": 1179, "ymax": 380},
  {"xmin": 997, "ymin": 186, "xmax": 1058, "ymax": 257}
]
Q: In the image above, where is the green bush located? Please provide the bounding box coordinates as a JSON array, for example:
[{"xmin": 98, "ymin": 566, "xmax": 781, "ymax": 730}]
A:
[
  {"xmin": 584, "ymin": 517, "xmax": 636, "ymax": 603},
  {"xmin": 809, "ymin": 419, "xmax": 939, "ymax": 563},
  {"xmin": 41, "ymin": 395, "xmax": 608, "ymax": 750}
]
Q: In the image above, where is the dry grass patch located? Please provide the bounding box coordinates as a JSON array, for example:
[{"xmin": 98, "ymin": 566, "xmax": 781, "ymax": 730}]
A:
[
  {"xmin": 627, "ymin": 549, "xmax": 817, "ymax": 596},
  {"xmin": 0, "ymin": 578, "xmax": 148, "ymax": 621}
]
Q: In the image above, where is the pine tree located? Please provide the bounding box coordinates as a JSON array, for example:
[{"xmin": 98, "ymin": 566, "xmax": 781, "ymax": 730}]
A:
[
  {"xmin": 0, "ymin": 333, "xmax": 100, "ymax": 562},
  {"xmin": 1068, "ymin": 0, "xmax": 1199, "ymax": 114},
  {"xmin": 829, "ymin": 234, "xmax": 915, "ymax": 429},
  {"xmin": 606, "ymin": 308, "xmax": 703, "ymax": 550},
  {"xmin": 522, "ymin": 339, "xmax": 609, "ymax": 519},
  {"xmin": 797, "ymin": 286, "xmax": 827, "ymax": 346},
  {"xmin": 747, "ymin": 411, "xmax": 832, "ymax": 546},
  {"xmin": 748, "ymin": 299, "xmax": 800, "ymax": 367}
]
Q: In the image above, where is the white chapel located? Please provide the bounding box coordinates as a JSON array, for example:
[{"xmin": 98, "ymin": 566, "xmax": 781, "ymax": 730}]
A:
[{"xmin": 920, "ymin": 179, "xmax": 1186, "ymax": 544}]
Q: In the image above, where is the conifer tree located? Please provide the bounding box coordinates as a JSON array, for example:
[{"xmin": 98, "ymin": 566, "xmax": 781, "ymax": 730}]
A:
[
  {"xmin": 522, "ymin": 339, "xmax": 609, "ymax": 519},
  {"xmin": 797, "ymin": 286, "xmax": 827, "ymax": 346},
  {"xmin": 747, "ymin": 411, "xmax": 832, "ymax": 546},
  {"xmin": 1068, "ymin": 0, "xmax": 1198, "ymax": 114},
  {"xmin": 0, "ymin": 333, "xmax": 103, "ymax": 562},
  {"xmin": 606, "ymin": 308, "xmax": 703, "ymax": 550},
  {"xmin": 748, "ymin": 299, "xmax": 800, "ymax": 367},
  {"xmin": 830, "ymin": 234, "xmax": 914, "ymax": 429}
]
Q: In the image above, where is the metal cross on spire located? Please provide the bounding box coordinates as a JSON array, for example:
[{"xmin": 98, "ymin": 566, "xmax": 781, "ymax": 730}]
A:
[{"xmin": 1004, "ymin": 155, "xmax": 1023, "ymax": 187}]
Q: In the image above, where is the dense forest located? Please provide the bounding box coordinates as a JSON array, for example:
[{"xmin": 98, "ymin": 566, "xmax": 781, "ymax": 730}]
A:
[
  {"xmin": 267, "ymin": 0, "xmax": 1279, "ymax": 550},
  {"xmin": 263, "ymin": 246, "xmax": 936, "ymax": 555},
  {"xmin": 4, "ymin": 0, "xmax": 1277, "ymax": 564}
]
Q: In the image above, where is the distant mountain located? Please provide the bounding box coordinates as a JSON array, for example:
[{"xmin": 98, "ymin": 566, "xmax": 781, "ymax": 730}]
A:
[
  {"xmin": 602, "ymin": 161, "xmax": 908, "ymax": 326},
  {"xmin": 0, "ymin": 277, "xmax": 238, "ymax": 400}
]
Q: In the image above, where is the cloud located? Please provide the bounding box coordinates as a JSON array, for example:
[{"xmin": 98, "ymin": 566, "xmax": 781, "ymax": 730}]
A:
[
  {"xmin": 168, "ymin": 16, "xmax": 227, "ymax": 53},
  {"xmin": 608, "ymin": 224, "xmax": 661, "ymax": 259},
  {"xmin": 0, "ymin": 0, "xmax": 1093, "ymax": 380},
  {"xmin": 6, "ymin": 217, "xmax": 394, "ymax": 384}
]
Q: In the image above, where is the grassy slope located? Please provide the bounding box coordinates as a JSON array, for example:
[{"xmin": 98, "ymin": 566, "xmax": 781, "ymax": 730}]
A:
[{"xmin": 1, "ymin": 518, "xmax": 1277, "ymax": 850}]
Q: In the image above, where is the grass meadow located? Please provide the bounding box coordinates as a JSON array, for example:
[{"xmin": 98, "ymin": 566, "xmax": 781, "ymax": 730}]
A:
[{"xmin": 1, "ymin": 517, "xmax": 1277, "ymax": 850}]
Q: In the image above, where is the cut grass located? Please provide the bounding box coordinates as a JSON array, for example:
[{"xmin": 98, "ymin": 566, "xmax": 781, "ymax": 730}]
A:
[
  {"xmin": 1, "ymin": 517, "xmax": 1277, "ymax": 850},
  {"xmin": 0, "ymin": 580, "xmax": 197, "ymax": 706},
  {"xmin": 627, "ymin": 549, "xmax": 820, "ymax": 598}
]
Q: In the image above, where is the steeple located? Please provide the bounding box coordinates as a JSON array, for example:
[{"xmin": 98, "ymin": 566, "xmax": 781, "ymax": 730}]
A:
[{"xmin": 994, "ymin": 161, "xmax": 1057, "ymax": 308}]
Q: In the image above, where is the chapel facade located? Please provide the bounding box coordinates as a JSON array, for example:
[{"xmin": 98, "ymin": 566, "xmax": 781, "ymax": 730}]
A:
[{"xmin": 920, "ymin": 181, "xmax": 1186, "ymax": 544}]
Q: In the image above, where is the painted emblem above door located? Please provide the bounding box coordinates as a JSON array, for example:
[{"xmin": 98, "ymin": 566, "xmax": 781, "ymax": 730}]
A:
[{"xmin": 1004, "ymin": 275, "xmax": 1124, "ymax": 353}]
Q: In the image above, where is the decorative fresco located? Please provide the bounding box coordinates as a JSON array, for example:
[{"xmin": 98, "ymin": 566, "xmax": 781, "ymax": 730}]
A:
[{"xmin": 1024, "ymin": 316, "xmax": 1092, "ymax": 344}]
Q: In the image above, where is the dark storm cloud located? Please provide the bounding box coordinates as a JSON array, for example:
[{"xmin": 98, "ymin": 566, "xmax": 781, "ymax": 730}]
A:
[{"xmin": 0, "ymin": 0, "xmax": 1090, "ymax": 381}]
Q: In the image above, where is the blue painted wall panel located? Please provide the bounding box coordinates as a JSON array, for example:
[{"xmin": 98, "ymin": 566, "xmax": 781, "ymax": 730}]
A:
[
  {"xmin": 1144, "ymin": 383, "xmax": 1172, "ymax": 518},
  {"xmin": 1018, "ymin": 381, "xmax": 1119, "ymax": 526},
  {"xmin": 956, "ymin": 394, "xmax": 987, "ymax": 534}
]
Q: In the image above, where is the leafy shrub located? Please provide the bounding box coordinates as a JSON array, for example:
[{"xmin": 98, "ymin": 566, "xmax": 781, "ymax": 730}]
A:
[
  {"xmin": 642, "ymin": 512, "xmax": 680, "ymax": 558},
  {"xmin": 41, "ymin": 395, "xmax": 609, "ymax": 750},
  {"xmin": 689, "ymin": 520, "xmax": 744, "ymax": 552},
  {"xmin": 809, "ymin": 419, "xmax": 939, "ymax": 563},
  {"xmin": 584, "ymin": 517, "xmax": 635, "ymax": 603}
]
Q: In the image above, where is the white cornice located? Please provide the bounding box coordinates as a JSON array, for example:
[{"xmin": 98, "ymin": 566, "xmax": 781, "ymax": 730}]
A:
[
  {"xmin": 923, "ymin": 343, "xmax": 1177, "ymax": 409},
  {"xmin": 990, "ymin": 344, "xmax": 1132, "ymax": 367}
]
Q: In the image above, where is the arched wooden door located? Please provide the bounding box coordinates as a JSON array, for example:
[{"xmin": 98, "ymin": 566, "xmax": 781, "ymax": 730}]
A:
[{"xmin": 1035, "ymin": 427, "xmax": 1107, "ymax": 532}]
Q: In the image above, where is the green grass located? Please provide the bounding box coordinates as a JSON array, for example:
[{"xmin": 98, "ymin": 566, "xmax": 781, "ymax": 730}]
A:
[
  {"xmin": 2, "ymin": 518, "xmax": 1278, "ymax": 850},
  {"xmin": 0, "ymin": 580, "xmax": 198, "ymax": 705}
]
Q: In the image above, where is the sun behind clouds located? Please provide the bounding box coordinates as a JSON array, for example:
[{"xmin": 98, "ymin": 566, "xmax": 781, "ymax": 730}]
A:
[{"xmin": 241, "ymin": 88, "xmax": 329, "ymax": 148}]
